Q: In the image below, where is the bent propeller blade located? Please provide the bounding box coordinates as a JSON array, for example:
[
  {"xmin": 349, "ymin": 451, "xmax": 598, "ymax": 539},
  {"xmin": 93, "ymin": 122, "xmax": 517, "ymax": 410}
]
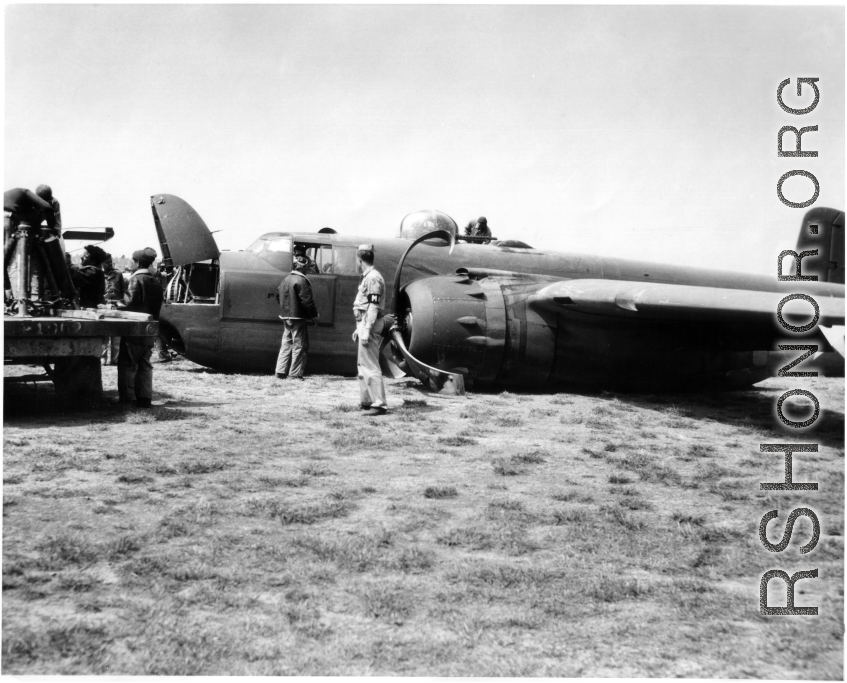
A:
[
  {"xmin": 390, "ymin": 328, "xmax": 465, "ymax": 396},
  {"xmin": 379, "ymin": 335, "xmax": 406, "ymax": 379}
]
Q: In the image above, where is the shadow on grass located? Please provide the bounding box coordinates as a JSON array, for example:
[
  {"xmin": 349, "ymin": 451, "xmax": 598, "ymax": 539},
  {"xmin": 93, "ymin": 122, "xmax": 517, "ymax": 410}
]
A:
[
  {"xmin": 614, "ymin": 386, "xmax": 845, "ymax": 449},
  {"xmin": 3, "ymin": 382, "xmax": 203, "ymax": 427}
]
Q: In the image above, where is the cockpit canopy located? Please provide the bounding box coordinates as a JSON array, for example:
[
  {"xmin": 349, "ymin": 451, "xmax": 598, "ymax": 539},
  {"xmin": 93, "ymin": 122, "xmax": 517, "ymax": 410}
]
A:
[
  {"xmin": 246, "ymin": 233, "xmax": 292, "ymax": 270},
  {"xmin": 398, "ymin": 210, "xmax": 458, "ymax": 241},
  {"xmin": 246, "ymin": 233, "xmax": 292, "ymax": 256}
]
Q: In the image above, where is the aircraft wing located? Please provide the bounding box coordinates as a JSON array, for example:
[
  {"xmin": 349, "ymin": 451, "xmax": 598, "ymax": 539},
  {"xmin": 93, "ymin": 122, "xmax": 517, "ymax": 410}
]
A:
[{"xmin": 529, "ymin": 279, "xmax": 844, "ymax": 328}]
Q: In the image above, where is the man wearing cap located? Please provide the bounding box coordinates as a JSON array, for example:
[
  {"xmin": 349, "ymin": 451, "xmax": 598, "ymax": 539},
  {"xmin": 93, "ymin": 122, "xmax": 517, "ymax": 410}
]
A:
[
  {"xmin": 293, "ymin": 244, "xmax": 320, "ymax": 275},
  {"xmin": 102, "ymin": 254, "xmax": 126, "ymax": 365},
  {"xmin": 352, "ymin": 244, "xmax": 388, "ymax": 416},
  {"xmin": 464, "ymin": 216, "xmax": 492, "ymax": 244},
  {"xmin": 275, "ymin": 251, "xmax": 319, "ymax": 379},
  {"xmin": 115, "ymin": 247, "xmax": 164, "ymax": 408}
]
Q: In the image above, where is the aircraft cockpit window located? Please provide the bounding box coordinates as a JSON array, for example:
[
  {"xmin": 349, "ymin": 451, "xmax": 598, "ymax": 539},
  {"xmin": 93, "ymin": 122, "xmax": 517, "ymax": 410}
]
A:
[{"xmin": 246, "ymin": 236, "xmax": 292, "ymax": 255}]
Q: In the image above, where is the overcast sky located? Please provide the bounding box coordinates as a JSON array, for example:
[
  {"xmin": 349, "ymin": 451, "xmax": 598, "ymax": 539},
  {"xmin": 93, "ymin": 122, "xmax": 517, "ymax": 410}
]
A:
[{"xmin": 5, "ymin": 5, "xmax": 844, "ymax": 274}]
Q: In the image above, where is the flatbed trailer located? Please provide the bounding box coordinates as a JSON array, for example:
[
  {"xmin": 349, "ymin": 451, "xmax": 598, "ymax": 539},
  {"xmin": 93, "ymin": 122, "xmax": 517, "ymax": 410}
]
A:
[{"xmin": 4, "ymin": 312, "xmax": 158, "ymax": 405}]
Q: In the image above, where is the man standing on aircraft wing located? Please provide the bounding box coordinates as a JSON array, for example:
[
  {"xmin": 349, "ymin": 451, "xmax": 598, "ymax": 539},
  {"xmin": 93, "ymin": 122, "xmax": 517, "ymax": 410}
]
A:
[
  {"xmin": 352, "ymin": 244, "xmax": 388, "ymax": 416},
  {"xmin": 464, "ymin": 216, "xmax": 492, "ymax": 243},
  {"xmin": 275, "ymin": 251, "xmax": 318, "ymax": 380}
]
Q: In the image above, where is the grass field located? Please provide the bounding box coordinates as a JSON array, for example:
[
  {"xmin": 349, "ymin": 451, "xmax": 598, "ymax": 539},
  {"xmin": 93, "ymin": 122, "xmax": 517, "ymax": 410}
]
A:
[{"xmin": 2, "ymin": 361, "xmax": 844, "ymax": 676}]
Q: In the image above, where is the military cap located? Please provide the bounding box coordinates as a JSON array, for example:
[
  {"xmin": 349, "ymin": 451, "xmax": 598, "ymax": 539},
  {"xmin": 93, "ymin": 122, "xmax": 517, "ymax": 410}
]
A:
[
  {"xmin": 293, "ymin": 245, "xmax": 307, "ymax": 256},
  {"xmin": 132, "ymin": 247, "xmax": 157, "ymax": 267},
  {"xmin": 357, "ymin": 244, "xmax": 375, "ymax": 254},
  {"xmin": 477, "ymin": 216, "xmax": 487, "ymax": 224},
  {"xmin": 35, "ymin": 184, "xmax": 53, "ymax": 201},
  {"xmin": 84, "ymin": 244, "xmax": 108, "ymax": 264}
]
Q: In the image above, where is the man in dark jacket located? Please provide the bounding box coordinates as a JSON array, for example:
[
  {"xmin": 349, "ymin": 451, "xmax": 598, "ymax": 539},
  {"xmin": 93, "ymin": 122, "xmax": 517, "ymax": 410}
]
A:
[
  {"xmin": 275, "ymin": 252, "xmax": 318, "ymax": 380},
  {"xmin": 115, "ymin": 247, "xmax": 164, "ymax": 407},
  {"xmin": 102, "ymin": 254, "xmax": 126, "ymax": 365},
  {"xmin": 73, "ymin": 245, "xmax": 108, "ymax": 308},
  {"xmin": 464, "ymin": 216, "xmax": 492, "ymax": 243}
]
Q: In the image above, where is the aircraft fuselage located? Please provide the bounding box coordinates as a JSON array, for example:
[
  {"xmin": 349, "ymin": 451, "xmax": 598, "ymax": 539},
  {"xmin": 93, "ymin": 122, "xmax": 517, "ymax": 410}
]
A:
[{"xmin": 158, "ymin": 233, "xmax": 842, "ymax": 389}]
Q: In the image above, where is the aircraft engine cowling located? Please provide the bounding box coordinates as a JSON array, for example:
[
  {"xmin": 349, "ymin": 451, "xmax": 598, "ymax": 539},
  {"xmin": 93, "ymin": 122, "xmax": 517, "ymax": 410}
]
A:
[
  {"xmin": 397, "ymin": 275, "xmax": 557, "ymax": 389},
  {"xmin": 397, "ymin": 274, "xmax": 817, "ymax": 392}
]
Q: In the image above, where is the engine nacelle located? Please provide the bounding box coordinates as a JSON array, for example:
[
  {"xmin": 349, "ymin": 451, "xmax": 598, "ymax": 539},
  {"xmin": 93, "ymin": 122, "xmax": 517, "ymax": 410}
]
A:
[
  {"xmin": 398, "ymin": 274, "xmax": 557, "ymax": 389},
  {"xmin": 398, "ymin": 274, "xmax": 795, "ymax": 391}
]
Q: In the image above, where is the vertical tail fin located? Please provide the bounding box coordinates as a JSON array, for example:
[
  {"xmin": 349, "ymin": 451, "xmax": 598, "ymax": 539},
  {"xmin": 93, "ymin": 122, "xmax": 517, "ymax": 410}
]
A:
[{"xmin": 796, "ymin": 207, "xmax": 844, "ymax": 284}]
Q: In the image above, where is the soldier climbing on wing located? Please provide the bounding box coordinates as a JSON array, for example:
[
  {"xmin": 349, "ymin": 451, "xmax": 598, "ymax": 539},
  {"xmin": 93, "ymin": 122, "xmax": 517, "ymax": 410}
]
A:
[{"xmin": 464, "ymin": 216, "xmax": 492, "ymax": 244}]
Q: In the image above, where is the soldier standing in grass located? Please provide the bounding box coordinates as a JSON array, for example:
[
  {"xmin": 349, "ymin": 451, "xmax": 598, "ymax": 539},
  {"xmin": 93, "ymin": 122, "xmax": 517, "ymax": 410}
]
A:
[
  {"xmin": 275, "ymin": 251, "xmax": 318, "ymax": 380},
  {"xmin": 114, "ymin": 247, "xmax": 164, "ymax": 408},
  {"xmin": 352, "ymin": 244, "xmax": 388, "ymax": 416}
]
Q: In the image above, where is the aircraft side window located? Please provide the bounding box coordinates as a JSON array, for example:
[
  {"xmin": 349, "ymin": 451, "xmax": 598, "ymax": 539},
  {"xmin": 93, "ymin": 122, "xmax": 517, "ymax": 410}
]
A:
[
  {"xmin": 333, "ymin": 246, "xmax": 359, "ymax": 275},
  {"xmin": 306, "ymin": 246, "xmax": 321, "ymax": 270},
  {"xmin": 300, "ymin": 243, "xmax": 333, "ymax": 274},
  {"xmin": 319, "ymin": 245, "xmax": 333, "ymax": 274}
]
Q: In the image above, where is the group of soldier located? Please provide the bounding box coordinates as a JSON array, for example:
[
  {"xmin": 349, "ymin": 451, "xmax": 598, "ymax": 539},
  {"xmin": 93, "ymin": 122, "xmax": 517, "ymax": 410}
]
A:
[
  {"xmin": 275, "ymin": 243, "xmax": 388, "ymax": 417},
  {"xmin": 4, "ymin": 184, "xmax": 166, "ymax": 409},
  {"xmin": 273, "ymin": 216, "xmax": 495, "ymax": 415},
  {"xmin": 7, "ymin": 186, "xmax": 492, "ymax": 414}
]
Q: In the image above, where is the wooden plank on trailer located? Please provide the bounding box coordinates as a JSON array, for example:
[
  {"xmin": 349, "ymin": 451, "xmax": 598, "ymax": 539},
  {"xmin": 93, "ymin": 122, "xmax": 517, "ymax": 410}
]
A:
[
  {"xmin": 58, "ymin": 310, "xmax": 104, "ymax": 320},
  {"xmin": 59, "ymin": 309, "xmax": 153, "ymax": 321}
]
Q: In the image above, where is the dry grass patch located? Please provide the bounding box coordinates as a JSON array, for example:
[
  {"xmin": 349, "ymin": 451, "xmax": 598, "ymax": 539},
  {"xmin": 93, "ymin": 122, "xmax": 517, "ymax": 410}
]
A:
[
  {"xmin": 437, "ymin": 435, "xmax": 477, "ymax": 447},
  {"xmin": 491, "ymin": 458, "xmax": 523, "ymax": 476},
  {"xmin": 2, "ymin": 367, "xmax": 843, "ymax": 677},
  {"xmin": 423, "ymin": 486, "xmax": 458, "ymax": 499}
]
